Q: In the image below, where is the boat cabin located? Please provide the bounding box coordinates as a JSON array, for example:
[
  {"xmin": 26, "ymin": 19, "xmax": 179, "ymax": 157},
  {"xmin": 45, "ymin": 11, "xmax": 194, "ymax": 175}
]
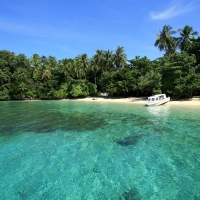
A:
[{"xmin": 147, "ymin": 94, "xmax": 166, "ymax": 102}]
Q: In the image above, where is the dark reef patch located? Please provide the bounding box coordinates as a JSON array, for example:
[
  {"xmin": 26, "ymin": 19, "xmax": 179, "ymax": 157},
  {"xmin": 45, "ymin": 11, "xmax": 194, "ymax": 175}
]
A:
[
  {"xmin": 119, "ymin": 188, "xmax": 142, "ymax": 200},
  {"xmin": 115, "ymin": 135, "xmax": 143, "ymax": 146},
  {"xmin": 17, "ymin": 188, "xmax": 29, "ymax": 200},
  {"xmin": 0, "ymin": 111, "xmax": 108, "ymax": 136},
  {"xmin": 91, "ymin": 167, "xmax": 100, "ymax": 173}
]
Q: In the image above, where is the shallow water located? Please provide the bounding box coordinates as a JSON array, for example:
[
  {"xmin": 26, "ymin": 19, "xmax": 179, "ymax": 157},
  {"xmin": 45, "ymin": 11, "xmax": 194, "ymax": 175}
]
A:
[{"xmin": 0, "ymin": 101, "xmax": 200, "ymax": 199}]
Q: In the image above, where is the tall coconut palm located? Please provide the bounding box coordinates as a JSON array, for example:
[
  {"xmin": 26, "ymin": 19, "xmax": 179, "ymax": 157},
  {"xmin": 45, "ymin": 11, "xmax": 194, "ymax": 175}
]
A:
[
  {"xmin": 90, "ymin": 57, "xmax": 99, "ymax": 85},
  {"xmin": 104, "ymin": 50, "xmax": 114, "ymax": 72},
  {"xmin": 40, "ymin": 56, "xmax": 52, "ymax": 80},
  {"xmin": 30, "ymin": 54, "xmax": 40, "ymax": 68},
  {"xmin": 30, "ymin": 54, "xmax": 41, "ymax": 80},
  {"xmin": 80, "ymin": 54, "xmax": 89, "ymax": 80},
  {"xmin": 177, "ymin": 25, "xmax": 198, "ymax": 52},
  {"xmin": 59, "ymin": 58, "xmax": 73, "ymax": 76},
  {"xmin": 73, "ymin": 56, "xmax": 84, "ymax": 79},
  {"xmin": 94, "ymin": 50, "xmax": 104, "ymax": 75},
  {"xmin": 154, "ymin": 25, "xmax": 177, "ymax": 56},
  {"xmin": 40, "ymin": 56, "xmax": 48, "ymax": 67},
  {"xmin": 48, "ymin": 56, "xmax": 57, "ymax": 71},
  {"xmin": 113, "ymin": 46, "xmax": 127, "ymax": 70},
  {"xmin": 41, "ymin": 67, "xmax": 52, "ymax": 80}
]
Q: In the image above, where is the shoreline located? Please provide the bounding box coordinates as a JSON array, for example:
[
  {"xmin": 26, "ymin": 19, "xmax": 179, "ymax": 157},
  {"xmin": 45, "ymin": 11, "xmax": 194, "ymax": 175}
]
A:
[
  {"xmin": 18, "ymin": 97, "xmax": 200, "ymax": 107},
  {"xmin": 60, "ymin": 97, "xmax": 200, "ymax": 107}
]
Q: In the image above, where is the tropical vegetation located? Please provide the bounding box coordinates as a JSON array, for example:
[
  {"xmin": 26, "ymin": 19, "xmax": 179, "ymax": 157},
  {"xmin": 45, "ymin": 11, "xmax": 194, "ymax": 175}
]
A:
[{"xmin": 0, "ymin": 25, "xmax": 200, "ymax": 100}]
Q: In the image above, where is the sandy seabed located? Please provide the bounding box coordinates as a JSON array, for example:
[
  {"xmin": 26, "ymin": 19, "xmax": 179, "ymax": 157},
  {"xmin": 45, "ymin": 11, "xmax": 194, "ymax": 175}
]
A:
[{"xmin": 61, "ymin": 97, "xmax": 200, "ymax": 107}]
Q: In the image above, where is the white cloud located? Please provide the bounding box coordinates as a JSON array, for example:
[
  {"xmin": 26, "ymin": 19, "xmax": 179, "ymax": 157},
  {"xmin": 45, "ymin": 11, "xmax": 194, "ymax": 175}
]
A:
[{"xmin": 150, "ymin": 1, "xmax": 196, "ymax": 20}]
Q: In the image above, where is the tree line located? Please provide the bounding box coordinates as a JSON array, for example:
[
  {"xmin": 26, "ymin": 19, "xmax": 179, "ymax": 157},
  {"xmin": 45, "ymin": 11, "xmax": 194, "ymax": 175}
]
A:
[{"xmin": 0, "ymin": 25, "xmax": 200, "ymax": 100}]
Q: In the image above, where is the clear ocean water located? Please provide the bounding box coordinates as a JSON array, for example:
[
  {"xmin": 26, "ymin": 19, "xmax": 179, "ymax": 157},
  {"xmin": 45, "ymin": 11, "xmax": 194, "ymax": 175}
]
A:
[{"xmin": 0, "ymin": 101, "xmax": 200, "ymax": 200}]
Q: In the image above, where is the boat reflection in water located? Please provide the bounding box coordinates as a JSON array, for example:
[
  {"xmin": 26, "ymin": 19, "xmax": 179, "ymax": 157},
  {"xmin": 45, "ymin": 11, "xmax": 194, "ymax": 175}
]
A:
[{"xmin": 147, "ymin": 105, "xmax": 170, "ymax": 119}]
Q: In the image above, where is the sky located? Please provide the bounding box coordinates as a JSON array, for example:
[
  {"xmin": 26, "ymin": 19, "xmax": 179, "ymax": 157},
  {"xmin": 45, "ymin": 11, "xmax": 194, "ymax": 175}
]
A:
[{"xmin": 0, "ymin": 0, "xmax": 200, "ymax": 61}]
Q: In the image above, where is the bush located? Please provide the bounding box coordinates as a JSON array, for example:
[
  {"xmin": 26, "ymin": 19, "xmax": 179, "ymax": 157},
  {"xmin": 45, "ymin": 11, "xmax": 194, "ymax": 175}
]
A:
[
  {"xmin": 54, "ymin": 84, "xmax": 69, "ymax": 99},
  {"xmin": 69, "ymin": 80, "xmax": 97, "ymax": 98}
]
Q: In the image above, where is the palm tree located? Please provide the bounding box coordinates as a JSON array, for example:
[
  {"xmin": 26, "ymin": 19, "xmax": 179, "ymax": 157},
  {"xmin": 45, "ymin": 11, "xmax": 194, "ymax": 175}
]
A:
[
  {"xmin": 90, "ymin": 56, "xmax": 100, "ymax": 85},
  {"xmin": 73, "ymin": 56, "xmax": 84, "ymax": 79},
  {"xmin": 59, "ymin": 58, "xmax": 73, "ymax": 76},
  {"xmin": 104, "ymin": 50, "xmax": 114, "ymax": 72},
  {"xmin": 18, "ymin": 82, "xmax": 28, "ymax": 98},
  {"xmin": 177, "ymin": 25, "xmax": 198, "ymax": 52},
  {"xmin": 94, "ymin": 50, "xmax": 104, "ymax": 75},
  {"xmin": 113, "ymin": 46, "xmax": 127, "ymax": 70},
  {"xmin": 41, "ymin": 67, "xmax": 52, "ymax": 80},
  {"xmin": 154, "ymin": 25, "xmax": 176, "ymax": 56},
  {"xmin": 40, "ymin": 56, "xmax": 52, "ymax": 80},
  {"xmin": 80, "ymin": 54, "xmax": 89, "ymax": 80},
  {"xmin": 48, "ymin": 56, "xmax": 57, "ymax": 73},
  {"xmin": 31, "ymin": 54, "xmax": 41, "ymax": 80}
]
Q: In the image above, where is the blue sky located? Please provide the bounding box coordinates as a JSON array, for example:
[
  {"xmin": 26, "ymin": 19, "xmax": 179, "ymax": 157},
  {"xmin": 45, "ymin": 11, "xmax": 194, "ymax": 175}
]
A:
[{"xmin": 0, "ymin": 0, "xmax": 199, "ymax": 61}]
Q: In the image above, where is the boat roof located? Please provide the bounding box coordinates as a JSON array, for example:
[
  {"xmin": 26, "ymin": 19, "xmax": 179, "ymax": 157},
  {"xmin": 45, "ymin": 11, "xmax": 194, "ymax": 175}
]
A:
[{"xmin": 148, "ymin": 94, "xmax": 166, "ymax": 98}]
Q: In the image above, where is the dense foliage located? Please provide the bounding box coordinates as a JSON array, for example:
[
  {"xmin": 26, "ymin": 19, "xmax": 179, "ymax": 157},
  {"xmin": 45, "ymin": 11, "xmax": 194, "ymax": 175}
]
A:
[{"xmin": 0, "ymin": 25, "xmax": 200, "ymax": 100}]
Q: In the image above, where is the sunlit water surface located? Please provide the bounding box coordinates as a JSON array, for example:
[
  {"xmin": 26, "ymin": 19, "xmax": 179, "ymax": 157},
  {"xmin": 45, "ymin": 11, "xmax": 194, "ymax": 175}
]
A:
[{"xmin": 0, "ymin": 101, "xmax": 200, "ymax": 200}]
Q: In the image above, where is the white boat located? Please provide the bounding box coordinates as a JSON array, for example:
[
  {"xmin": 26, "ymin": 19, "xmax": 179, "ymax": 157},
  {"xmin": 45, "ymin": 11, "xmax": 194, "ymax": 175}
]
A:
[{"xmin": 146, "ymin": 94, "xmax": 170, "ymax": 106}]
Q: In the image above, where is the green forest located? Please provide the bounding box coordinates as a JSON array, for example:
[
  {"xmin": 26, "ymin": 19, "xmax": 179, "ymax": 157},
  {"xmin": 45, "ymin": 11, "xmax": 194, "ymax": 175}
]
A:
[{"xmin": 0, "ymin": 25, "xmax": 200, "ymax": 100}]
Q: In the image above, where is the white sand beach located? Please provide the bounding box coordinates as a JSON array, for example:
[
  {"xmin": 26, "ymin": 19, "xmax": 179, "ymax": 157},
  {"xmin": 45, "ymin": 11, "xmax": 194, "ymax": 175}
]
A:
[{"xmin": 62, "ymin": 97, "xmax": 200, "ymax": 107}]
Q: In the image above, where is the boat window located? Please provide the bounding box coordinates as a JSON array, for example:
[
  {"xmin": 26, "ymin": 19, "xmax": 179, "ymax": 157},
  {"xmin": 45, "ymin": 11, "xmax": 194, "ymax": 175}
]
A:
[
  {"xmin": 156, "ymin": 98, "xmax": 158, "ymax": 100},
  {"xmin": 152, "ymin": 98, "xmax": 155, "ymax": 101}
]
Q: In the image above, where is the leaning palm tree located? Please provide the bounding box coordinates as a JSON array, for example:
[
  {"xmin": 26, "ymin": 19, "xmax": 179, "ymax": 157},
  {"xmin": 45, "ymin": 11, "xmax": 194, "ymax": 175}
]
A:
[
  {"xmin": 154, "ymin": 25, "xmax": 177, "ymax": 56},
  {"xmin": 113, "ymin": 46, "xmax": 127, "ymax": 70},
  {"xmin": 177, "ymin": 25, "xmax": 198, "ymax": 52}
]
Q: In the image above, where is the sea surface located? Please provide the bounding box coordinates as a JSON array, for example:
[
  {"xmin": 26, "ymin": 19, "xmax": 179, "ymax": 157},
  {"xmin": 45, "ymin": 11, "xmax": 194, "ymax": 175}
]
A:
[{"xmin": 0, "ymin": 101, "xmax": 200, "ymax": 200}]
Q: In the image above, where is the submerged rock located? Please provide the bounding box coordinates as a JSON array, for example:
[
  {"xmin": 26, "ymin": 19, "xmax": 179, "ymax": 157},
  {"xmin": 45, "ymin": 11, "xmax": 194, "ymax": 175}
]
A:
[
  {"xmin": 91, "ymin": 168, "xmax": 100, "ymax": 173},
  {"xmin": 116, "ymin": 135, "xmax": 142, "ymax": 146},
  {"xmin": 119, "ymin": 188, "xmax": 142, "ymax": 200},
  {"xmin": 17, "ymin": 188, "xmax": 29, "ymax": 199}
]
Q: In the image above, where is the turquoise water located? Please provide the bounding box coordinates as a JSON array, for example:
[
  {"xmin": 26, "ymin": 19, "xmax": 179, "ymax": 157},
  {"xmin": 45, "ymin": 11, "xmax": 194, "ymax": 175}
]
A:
[{"xmin": 0, "ymin": 101, "xmax": 200, "ymax": 200}]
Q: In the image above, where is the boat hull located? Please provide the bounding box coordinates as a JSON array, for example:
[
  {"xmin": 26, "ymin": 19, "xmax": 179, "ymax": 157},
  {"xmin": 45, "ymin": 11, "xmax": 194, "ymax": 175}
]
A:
[{"xmin": 146, "ymin": 97, "xmax": 170, "ymax": 106}]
